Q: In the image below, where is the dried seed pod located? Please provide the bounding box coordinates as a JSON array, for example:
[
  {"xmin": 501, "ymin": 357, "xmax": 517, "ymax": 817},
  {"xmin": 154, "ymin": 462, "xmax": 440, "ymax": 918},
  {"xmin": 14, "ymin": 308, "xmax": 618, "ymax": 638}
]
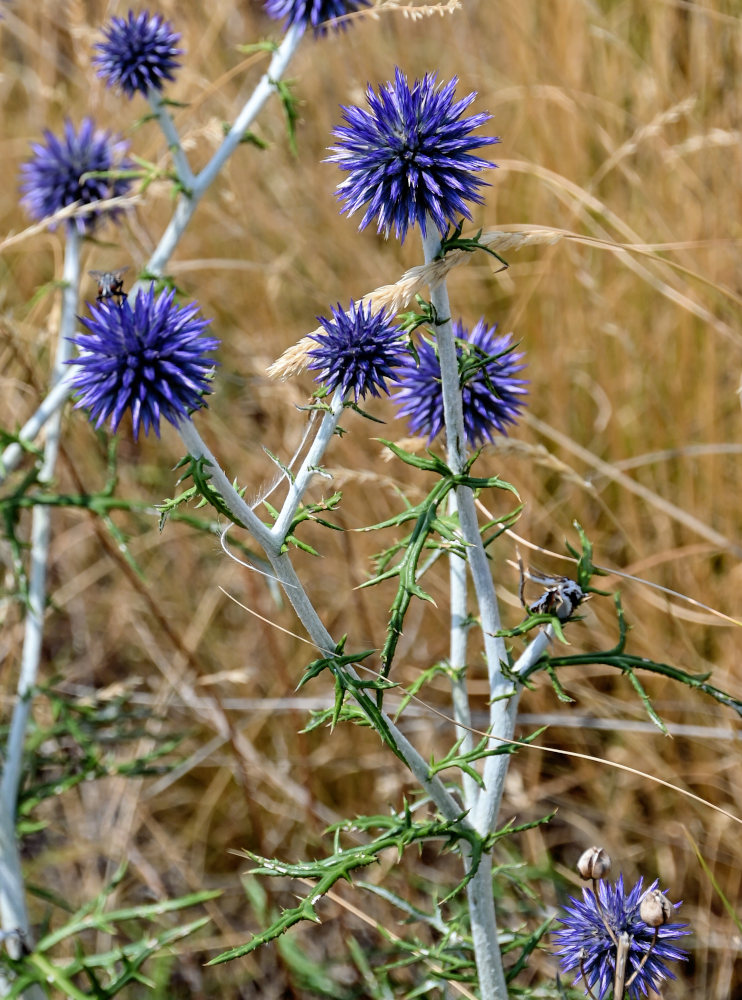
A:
[
  {"xmin": 577, "ymin": 846, "xmax": 611, "ymax": 880},
  {"xmin": 640, "ymin": 888, "xmax": 674, "ymax": 927}
]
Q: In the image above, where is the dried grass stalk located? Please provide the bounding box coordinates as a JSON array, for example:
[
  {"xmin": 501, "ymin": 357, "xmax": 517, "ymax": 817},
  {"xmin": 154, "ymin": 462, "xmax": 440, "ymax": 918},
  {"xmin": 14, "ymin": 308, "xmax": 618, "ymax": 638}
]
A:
[{"xmin": 267, "ymin": 227, "xmax": 562, "ymax": 379}]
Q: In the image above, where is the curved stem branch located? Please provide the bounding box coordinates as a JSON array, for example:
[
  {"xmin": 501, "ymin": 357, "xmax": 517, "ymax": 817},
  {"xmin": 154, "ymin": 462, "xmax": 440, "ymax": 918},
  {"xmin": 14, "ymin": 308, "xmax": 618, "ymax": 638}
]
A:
[
  {"xmin": 2, "ymin": 25, "xmax": 306, "ymax": 481},
  {"xmin": 269, "ymin": 389, "xmax": 345, "ymax": 545},
  {"xmin": 176, "ymin": 418, "xmax": 464, "ymax": 823},
  {"xmin": 146, "ymin": 24, "xmax": 303, "ymax": 277},
  {"xmin": 147, "ymin": 88, "xmax": 195, "ymax": 190}
]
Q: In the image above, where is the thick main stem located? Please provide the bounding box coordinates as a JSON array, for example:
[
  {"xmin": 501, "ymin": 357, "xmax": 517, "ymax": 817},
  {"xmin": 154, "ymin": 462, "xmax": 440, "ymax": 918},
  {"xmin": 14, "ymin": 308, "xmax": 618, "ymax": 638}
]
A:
[{"xmin": 420, "ymin": 225, "xmax": 510, "ymax": 1000}]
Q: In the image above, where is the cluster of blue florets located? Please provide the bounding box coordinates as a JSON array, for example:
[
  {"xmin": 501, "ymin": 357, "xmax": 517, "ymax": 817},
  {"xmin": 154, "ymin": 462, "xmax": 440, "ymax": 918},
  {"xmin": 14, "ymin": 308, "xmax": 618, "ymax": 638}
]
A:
[
  {"xmin": 20, "ymin": 2, "xmax": 527, "ymax": 445},
  {"xmin": 17, "ymin": 6, "xmax": 695, "ymax": 997},
  {"xmin": 554, "ymin": 874, "xmax": 689, "ymax": 999}
]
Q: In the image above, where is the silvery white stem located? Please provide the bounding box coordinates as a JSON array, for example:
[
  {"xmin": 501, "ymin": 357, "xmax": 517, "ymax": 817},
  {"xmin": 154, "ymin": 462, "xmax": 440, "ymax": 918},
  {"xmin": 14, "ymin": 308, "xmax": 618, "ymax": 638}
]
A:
[
  {"xmin": 269, "ymin": 388, "xmax": 345, "ymax": 544},
  {"xmin": 147, "ymin": 88, "xmax": 195, "ymax": 190},
  {"xmin": 466, "ymin": 855, "xmax": 509, "ymax": 1000},
  {"xmin": 419, "ymin": 226, "xmax": 514, "ymax": 816},
  {"xmin": 146, "ymin": 23, "xmax": 303, "ymax": 277},
  {"xmin": 176, "ymin": 418, "xmax": 465, "ymax": 823},
  {"xmin": 0, "ymin": 373, "xmax": 75, "ymax": 485},
  {"xmin": 0, "ymin": 229, "xmax": 80, "ymax": 988},
  {"xmin": 177, "ymin": 419, "xmax": 277, "ymax": 554},
  {"xmin": 419, "ymin": 225, "xmax": 509, "ymax": 999},
  {"xmin": 448, "ymin": 499, "xmax": 478, "ymax": 811},
  {"xmin": 258, "ymin": 550, "xmax": 466, "ymax": 823},
  {"xmin": 7, "ymin": 24, "xmax": 305, "ymax": 460},
  {"xmin": 472, "ymin": 627, "xmax": 554, "ymax": 835}
]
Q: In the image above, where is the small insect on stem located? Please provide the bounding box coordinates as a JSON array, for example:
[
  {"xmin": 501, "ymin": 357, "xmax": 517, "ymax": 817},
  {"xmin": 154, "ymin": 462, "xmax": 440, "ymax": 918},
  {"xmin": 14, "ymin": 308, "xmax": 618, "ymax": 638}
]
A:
[
  {"xmin": 89, "ymin": 267, "xmax": 129, "ymax": 306},
  {"xmin": 517, "ymin": 555, "xmax": 588, "ymax": 622}
]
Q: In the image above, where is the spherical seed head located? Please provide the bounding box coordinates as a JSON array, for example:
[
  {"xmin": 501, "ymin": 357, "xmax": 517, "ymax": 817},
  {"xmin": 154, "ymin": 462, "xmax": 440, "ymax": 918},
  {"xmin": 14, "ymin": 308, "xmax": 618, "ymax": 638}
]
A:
[
  {"xmin": 264, "ymin": 0, "xmax": 370, "ymax": 36},
  {"xmin": 577, "ymin": 846, "xmax": 612, "ymax": 880},
  {"xmin": 67, "ymin": 285, "xmax": 220, "ymax": 440},
  {"xmin": 20, "ymin": 118, "xmax": 131, "ymax": 233},
  {"xmin": 392, "ymin": 319, "xmax": 527, "ymax": 447},
  {"xmin": 327, "ymin": 68, "xmax": 499, "ymax": 243},
  {"xmin": 94, "ymin": 10, "xmax": 183, "ymax": 98},
  {"xmin": 307, "ymin": 299, "xmax": 405, "ymax": 402},
  {"xmin": 640, "ymin": 888, "xmax": 675, "ymax": 927},
  {"xmin": 553, "ymin": 875, "xmax": 689, "ymax": 1000}
]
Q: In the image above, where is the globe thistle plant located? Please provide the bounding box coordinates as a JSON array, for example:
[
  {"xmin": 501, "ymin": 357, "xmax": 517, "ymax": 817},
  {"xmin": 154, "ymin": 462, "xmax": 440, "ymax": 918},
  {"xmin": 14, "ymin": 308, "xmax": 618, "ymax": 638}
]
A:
[
  {"xmin": 68, "ymin": 285, "xmax": 219, "ymax": 440},
  {"xmin": 307, "ymin": 300, "xmax": 405, "ymax": 402},
  {"xmin": 94, "ymin": 10, "xmax": 183, "ymax": 98},
  {"xmin": 393, "ymin": 319, "xmax": 527, "ymax": 447},
  {"xmin": 553, "ymin": 874, "xmax": 689, "ymax": 1000},
  {"xmin": 20, "ymin": 118, "xmax": 131, "ymax": 233},
  {"xmin": 328, "ymin": 68, "xmax": 498, "ymax": 243},
  {"xmin": 264, "ymin": 0, "xmax": 370, "ymax": 36}
]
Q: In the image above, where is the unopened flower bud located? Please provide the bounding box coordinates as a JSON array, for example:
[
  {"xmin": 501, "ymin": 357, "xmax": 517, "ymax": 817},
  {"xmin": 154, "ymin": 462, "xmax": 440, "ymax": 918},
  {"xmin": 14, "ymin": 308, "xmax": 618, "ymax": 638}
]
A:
[
  {"xmin": 640, "ymin": 889, "xmax": 674, "ymax": 927},
  {"xmin": 577, "ymin": 846, "xmax": 611, "ymax": 880}
]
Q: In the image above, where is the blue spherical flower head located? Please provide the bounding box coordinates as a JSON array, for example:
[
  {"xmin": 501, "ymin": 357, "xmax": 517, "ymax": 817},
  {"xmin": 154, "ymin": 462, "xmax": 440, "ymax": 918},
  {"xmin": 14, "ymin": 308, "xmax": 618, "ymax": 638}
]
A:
[
  {"xmin": 20, "ymin": 118, "xmax": 131, "ymax": 233},
  {"xmin": 307, "ymin": 300, "xmax": 405, "ymax": 402},
  {"xmin": 553, "ymin": 875, "xmax": 689, "ymax": 1000},
  {"xmin": 94, "ymin": 11, "xmax": 182, "ymax": 98},
  {"xmin": 265, "ymin": 0, "xmax": 370, "ymax": 36},
  {"xmin": 328, "ymin": 68, "xmax": 499, "ymax": 243},
  {"xmin": 68, "ymin": 285, "xmax": 220, "ymax": 440},
  {"xmin": 393, "ymin": 319, "xmax": 527, "ymax": 447}
]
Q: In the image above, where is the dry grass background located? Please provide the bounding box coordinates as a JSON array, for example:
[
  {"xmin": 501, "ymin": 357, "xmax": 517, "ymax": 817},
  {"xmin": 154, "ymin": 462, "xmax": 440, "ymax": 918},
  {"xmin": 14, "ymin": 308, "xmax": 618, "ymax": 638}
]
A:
[{"xmin": 1, "ymin": 0, "xmax": 741, "ymax": 997}]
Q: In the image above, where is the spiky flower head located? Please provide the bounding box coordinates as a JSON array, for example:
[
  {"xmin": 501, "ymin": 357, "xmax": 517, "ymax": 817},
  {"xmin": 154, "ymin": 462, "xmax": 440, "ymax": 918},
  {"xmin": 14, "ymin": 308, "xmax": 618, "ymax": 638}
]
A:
[
  {"xmin": 94, "ymin": 10, "xmax": 182, "ymax": 98},
  {"xmin": 68, "ymin": 285, "xmax": 219, "ymax": 440},
  {"xmin": 553, "ymin": 875, "xmax": 689, "ymax": 1000},
  {"xmin": 264, "ymin": 0, "xmax": 370, "ymax": 36},
  {"xmin": 393, "ymin": 319, "xmax": 527, "ymax": 446},
  {"xmin": 307, "ymin": 300, "xmax": 405, "ymax": 402},
  {"xmin": 328, "ymin": 68, "xmax": 498, "ymax": 243},
  {"xmin": 20, "ymin": 118, "xmax": 131, "ymax": 233}
]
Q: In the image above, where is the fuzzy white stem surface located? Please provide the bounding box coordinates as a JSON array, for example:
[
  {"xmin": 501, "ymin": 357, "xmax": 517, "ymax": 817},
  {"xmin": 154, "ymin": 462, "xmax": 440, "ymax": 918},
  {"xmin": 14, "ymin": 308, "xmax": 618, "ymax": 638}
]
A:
[
  {"xmin": 4, "ymin": 24, "xmax": 305, "ymax": 472},
  {"xmin": 148, "ymin": 88, "xmax": 195, "ymax": 190},
  {"xmin": 177, "ymin": 418, "xmax": 465, "ymax": 822},
  {"xmin": 146, "ymin": 24, "xmax": 303, "ymax": 277},
  {"xmin": 0, "ymin": 231, "xmax": 80, "ymax": 998},
  {"xmin": 420, "ymin": 225, "xmax": 510, "ymax": 1000},
  {"xmin": 270, "ymin": 389, "xmax": 345, "ymax": 544},
  {"xmin": 420, "ymin": 227, "xmax": 515, "ymax": 821}
]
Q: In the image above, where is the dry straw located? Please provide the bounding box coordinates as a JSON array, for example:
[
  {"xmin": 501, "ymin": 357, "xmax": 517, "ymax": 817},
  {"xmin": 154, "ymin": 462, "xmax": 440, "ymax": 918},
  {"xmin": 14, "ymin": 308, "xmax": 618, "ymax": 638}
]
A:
[{"xmin": 267, "ymin": 227, "xmax": 562, "ymax": 378}]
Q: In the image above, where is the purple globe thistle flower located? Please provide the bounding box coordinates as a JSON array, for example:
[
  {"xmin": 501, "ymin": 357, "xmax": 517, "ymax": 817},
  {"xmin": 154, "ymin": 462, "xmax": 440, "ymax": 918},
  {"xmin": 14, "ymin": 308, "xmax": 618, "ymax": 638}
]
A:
[
  {"xmin": 307, "ymin": 299, "xmax": 405, "ymax": 402},
  {"xmin": 327, "ymin": 68, "xmax": 499, "ymax": 243},
  {"xmin": 264, "ymin": 0, "xmax": 370, "ymax": 36},
  {"xmin": 20, "ymin": 118, "xmax": 131, "ymax": 233},
  {"xmin": 67, "ymin": 285, "xmax": 219, "ymax": 440},
  {"xmin": 94, "ymin": 11, "xmax": 182, "ymax": 99},
  {"xmin": 553, "ymin": 875, "xmax": 689, "ymax": 1000},
  {"xmin": 393, "ymin": 319, "xmax": 527, "ymax": 447}
]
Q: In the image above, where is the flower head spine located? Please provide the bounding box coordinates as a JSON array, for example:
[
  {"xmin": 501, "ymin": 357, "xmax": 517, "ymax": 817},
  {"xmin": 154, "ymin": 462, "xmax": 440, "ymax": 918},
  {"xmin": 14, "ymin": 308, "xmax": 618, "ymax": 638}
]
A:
[
  {"xmin": 307, "ymin": 300, "xmax": 405, "ymax": 402},
  {"xmin": 67, "ymin": 285, "xmax": 220, "ymax": 440},
  {"xmin": 20, "ymin": 119, "xmax": 131, "ymax": 233},
  {"xmin": 94, "ymin": 11, "xmax": 183, "ymax": 98},
  {"xmin": 328, "ymin": 68, "xmax": 498, "ymax": 243},
  {"xmin": 393, "ymin": 319, "xmax": 527, "ymax": 446},
  {"xmin": 264, "ymin": 0, "xmax": 370, "ymax": 36},
  {"xmin": 553, "ymin": 874, "xmax": 689, "ymax": 1000}
]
